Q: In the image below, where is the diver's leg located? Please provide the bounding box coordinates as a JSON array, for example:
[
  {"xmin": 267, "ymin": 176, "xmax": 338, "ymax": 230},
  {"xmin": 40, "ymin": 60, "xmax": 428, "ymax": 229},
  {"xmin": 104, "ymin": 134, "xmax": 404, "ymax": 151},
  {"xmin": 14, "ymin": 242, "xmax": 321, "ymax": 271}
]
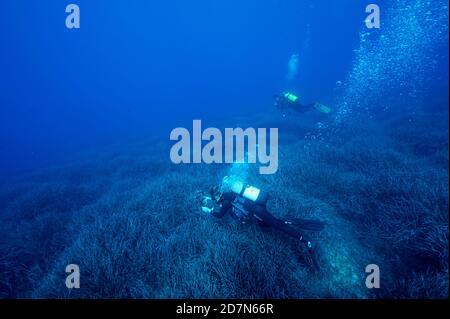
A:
[
  {"xmin": 252, "ymin": 206, "xmax": 318, "ymax": 269},
  {"xmin": 252, "ymin": 206, "xmax": 302, "ymax": 239},
  {"xmin": 292, "ymin": 102, "xmax": 310, "ymax": 113}
]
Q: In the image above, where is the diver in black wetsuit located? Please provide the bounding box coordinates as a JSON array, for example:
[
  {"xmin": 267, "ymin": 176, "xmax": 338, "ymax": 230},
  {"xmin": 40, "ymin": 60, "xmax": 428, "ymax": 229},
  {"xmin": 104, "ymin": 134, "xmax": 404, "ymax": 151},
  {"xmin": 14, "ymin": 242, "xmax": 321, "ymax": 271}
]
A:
[
  {"xmin": 273, "ymin": 92, "xmax": 331, "ymax": 115},
  {"xmin": 198, "ymin": 177, "xmax": 325, "ymax": 269}
]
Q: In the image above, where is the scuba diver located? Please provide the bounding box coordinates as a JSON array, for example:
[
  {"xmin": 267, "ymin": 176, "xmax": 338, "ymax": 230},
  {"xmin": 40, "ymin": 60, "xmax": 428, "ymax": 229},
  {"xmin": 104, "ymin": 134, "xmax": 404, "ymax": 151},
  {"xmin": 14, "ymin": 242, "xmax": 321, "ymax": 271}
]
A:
[
  {"xmin": 273, "ymin": 92, "xmax": 331, "ymax": 115},
  {"xmin": 198, "ymin": 176, "xmax": 325, "ymax": 270}
]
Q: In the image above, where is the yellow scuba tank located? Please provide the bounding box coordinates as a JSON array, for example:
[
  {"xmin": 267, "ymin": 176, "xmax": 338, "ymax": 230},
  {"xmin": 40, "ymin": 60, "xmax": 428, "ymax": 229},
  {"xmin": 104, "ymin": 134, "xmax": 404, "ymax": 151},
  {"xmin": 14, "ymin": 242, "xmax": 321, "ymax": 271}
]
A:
[{"xmin": 283, "ymin": 92, "xmax": 299, "ymax": 103}]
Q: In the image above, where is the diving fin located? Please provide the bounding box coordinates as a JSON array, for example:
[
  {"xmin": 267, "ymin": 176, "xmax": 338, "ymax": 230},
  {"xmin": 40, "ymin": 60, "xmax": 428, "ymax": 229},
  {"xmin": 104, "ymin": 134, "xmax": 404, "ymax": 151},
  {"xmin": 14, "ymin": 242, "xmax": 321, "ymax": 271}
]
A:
[
  {"xmin": 313, "ymin": 102, "xmax": 331, "ymax": 114},
  {"xmin": 286, "ymin": 218, "xmax": 326, "ymax": 232}
]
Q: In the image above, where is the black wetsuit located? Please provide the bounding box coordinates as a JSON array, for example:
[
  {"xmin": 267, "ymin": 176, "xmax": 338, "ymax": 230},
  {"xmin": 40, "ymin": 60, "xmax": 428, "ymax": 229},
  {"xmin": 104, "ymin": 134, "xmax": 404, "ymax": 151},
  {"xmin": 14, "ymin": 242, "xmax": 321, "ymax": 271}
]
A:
[{"xmin": 212, "ymin": 191, "xmax": 312, "ymax": 249}]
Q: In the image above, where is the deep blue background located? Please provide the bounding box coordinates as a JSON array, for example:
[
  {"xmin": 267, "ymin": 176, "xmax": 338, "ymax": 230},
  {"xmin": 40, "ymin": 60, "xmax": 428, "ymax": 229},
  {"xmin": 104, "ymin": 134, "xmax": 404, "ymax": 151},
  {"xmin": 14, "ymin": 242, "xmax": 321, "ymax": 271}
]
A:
[{"xmin": 1, "ymin": 0, "xmax": 384, "ymax": 179}]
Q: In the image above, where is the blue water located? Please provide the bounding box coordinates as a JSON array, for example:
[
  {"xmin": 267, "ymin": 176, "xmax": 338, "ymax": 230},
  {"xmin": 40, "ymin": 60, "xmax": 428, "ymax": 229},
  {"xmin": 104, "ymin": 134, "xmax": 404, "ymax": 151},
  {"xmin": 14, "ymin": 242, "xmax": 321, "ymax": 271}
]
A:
[{"xmin": 0, "ymin": 0, "xmax": 448, "ymax": 298}]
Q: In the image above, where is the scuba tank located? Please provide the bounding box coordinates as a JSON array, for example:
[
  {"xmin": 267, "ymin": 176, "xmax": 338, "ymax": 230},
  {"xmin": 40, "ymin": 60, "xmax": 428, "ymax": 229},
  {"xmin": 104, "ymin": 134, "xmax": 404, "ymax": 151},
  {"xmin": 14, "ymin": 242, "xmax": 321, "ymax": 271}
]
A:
[
  {"xmin": 221, "ymin": 176, "xmax": 268, "ymax": 205},
  {"xmin": 283, "ymin": 92, "xmax": 299, "ymax": 103}
]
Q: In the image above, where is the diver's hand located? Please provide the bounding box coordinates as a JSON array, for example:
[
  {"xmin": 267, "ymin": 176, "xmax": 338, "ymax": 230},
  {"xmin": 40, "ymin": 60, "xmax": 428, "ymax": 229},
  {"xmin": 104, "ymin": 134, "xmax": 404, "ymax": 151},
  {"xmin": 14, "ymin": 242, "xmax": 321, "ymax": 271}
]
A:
[{"xmin": 200, "ymin": 195, "xmax": 215, "ymax": 214}]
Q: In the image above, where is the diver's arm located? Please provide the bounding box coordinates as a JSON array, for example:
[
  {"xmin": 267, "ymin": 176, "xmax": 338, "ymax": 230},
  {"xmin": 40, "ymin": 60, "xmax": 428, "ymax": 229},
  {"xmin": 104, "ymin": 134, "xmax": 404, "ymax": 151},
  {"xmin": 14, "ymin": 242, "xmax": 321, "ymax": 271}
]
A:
[
  {"xmin": 211, "ymin": 192, "xmax": 236, "ymax": 218},
  {"xmin": 211, "ymin": 201, "xmax": 232, "ymax": 218}
]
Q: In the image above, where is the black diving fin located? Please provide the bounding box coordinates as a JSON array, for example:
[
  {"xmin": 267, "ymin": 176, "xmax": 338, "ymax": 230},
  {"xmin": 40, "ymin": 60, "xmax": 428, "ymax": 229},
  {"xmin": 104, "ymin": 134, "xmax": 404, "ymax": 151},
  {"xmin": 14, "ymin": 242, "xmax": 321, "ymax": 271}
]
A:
[{"xmin": 313, "ymin": 102, "xmax": 331, "ymax": 114}]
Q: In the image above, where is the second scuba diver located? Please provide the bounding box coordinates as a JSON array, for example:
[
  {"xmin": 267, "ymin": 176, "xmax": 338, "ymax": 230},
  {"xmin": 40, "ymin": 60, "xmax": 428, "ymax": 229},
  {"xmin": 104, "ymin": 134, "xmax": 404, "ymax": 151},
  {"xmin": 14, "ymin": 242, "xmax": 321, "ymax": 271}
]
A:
[{"xmin": 273, "ymin": 92, "xmax": 331, "ymax": 115}]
